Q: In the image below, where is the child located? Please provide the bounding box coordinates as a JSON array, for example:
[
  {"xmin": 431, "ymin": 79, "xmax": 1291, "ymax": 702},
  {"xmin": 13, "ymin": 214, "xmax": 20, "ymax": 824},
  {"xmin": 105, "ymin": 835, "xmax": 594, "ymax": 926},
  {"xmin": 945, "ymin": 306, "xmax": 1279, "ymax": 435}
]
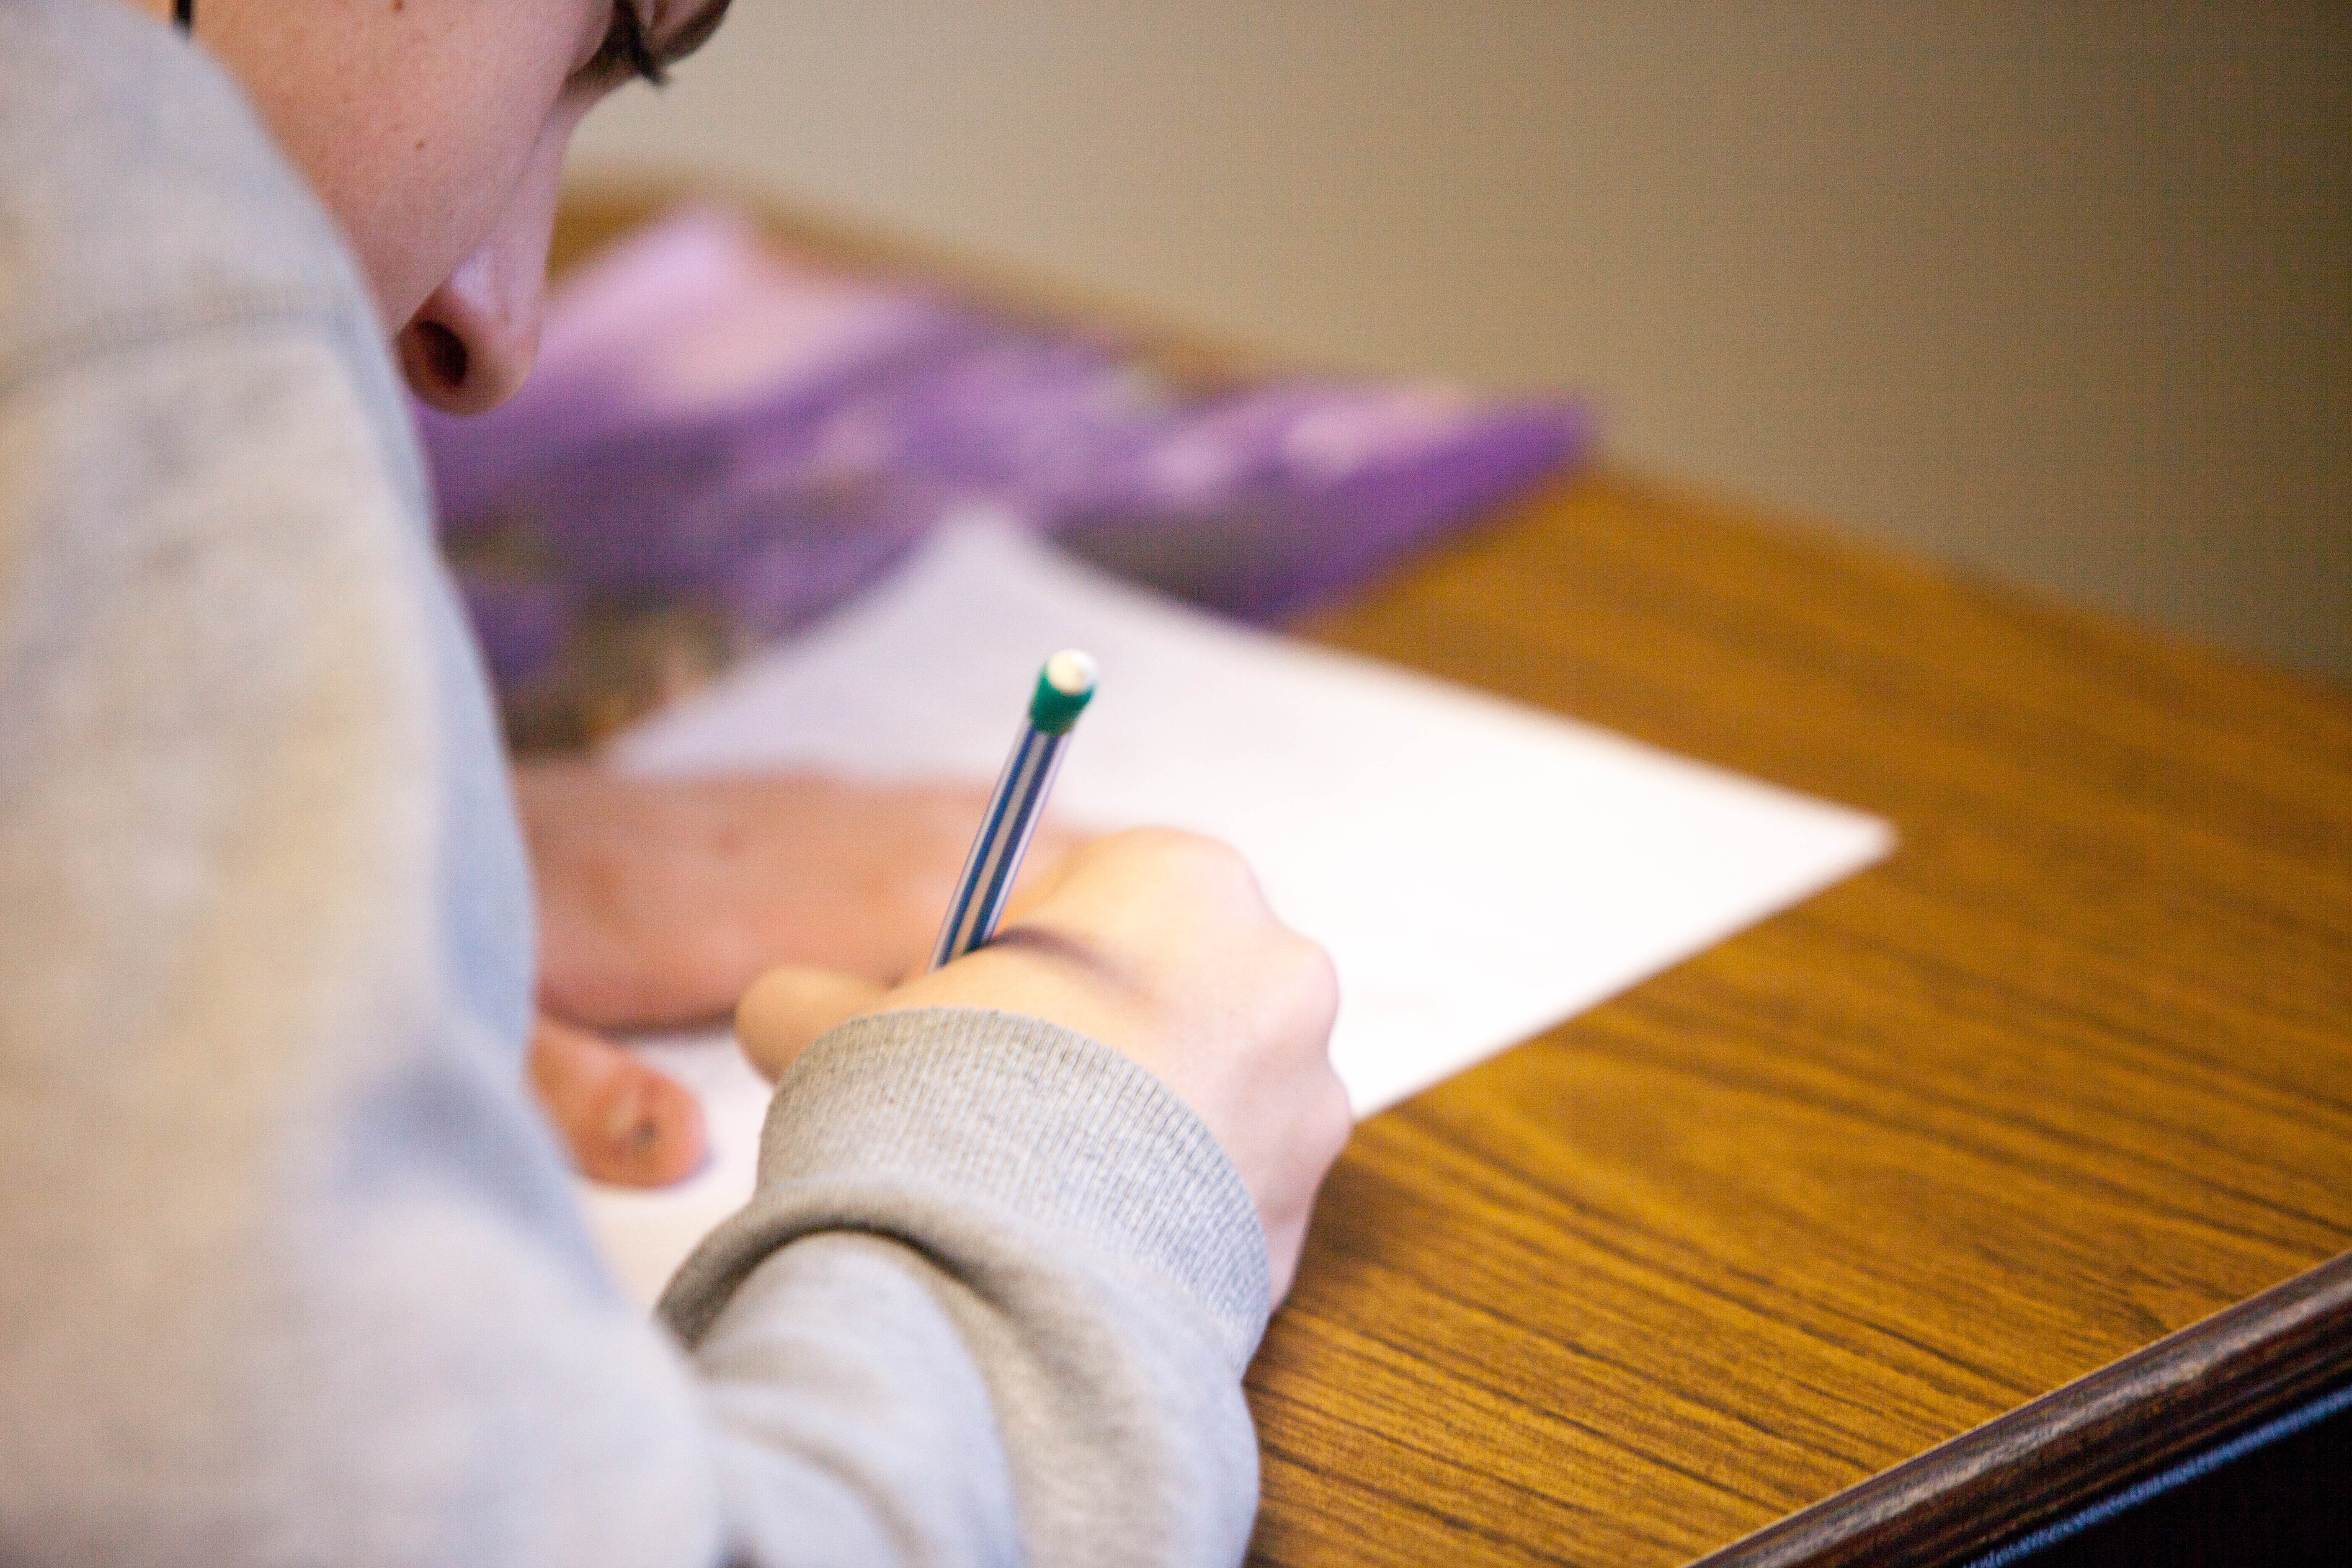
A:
[{"xmin": 0, "ymin": 2, "xmax": 1351, "ymax": 1562}]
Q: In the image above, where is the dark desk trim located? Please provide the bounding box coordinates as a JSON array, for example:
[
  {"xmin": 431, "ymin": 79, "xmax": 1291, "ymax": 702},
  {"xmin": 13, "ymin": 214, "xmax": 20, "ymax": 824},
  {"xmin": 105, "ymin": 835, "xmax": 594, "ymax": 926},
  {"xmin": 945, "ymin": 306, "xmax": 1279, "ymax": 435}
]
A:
[{"xmin": 1691, "ymin": 1249, "xmax": 2352, "ymax": 1568}]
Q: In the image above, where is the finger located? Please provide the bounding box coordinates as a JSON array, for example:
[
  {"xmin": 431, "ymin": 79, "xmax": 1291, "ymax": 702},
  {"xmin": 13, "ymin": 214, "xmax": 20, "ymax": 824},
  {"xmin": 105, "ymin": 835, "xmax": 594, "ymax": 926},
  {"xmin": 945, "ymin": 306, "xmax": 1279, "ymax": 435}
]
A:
[
  {"xmin": 526, "ymin": 1015, "xmax": 709, "ymax": 1189},
  {"xmin": 986, "ymin": 818, "xmax": 1101, "ymax": 945},
  {"xmin": 736, "ymin": 965, "xmax": 892, "ymax": 1081}
]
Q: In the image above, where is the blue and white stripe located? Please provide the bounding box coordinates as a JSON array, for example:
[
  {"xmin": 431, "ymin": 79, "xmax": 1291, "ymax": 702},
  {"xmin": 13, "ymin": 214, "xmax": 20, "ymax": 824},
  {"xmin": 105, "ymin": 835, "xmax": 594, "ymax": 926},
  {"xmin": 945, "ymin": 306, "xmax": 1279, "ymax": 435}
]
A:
[{"xmin": 929, "ymin": 722, "xmax": 1073, "ymax": 970}]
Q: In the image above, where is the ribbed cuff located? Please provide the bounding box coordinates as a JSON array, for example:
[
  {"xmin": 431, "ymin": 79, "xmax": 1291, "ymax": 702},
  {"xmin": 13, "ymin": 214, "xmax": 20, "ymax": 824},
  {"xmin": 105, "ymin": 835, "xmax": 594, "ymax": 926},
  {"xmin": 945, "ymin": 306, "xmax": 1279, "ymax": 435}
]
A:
[{"xmin": 658, "ymin": 1008, "xmax": 1271, "ymax": 1372}]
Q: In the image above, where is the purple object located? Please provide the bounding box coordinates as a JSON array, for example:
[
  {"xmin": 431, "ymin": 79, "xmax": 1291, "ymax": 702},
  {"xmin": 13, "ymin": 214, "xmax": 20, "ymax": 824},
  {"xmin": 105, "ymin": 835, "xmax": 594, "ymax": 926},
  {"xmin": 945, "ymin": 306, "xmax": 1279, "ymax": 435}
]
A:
[{"xmin": 420, "ymin": 207, "xmax": 1591, "ymax": 744}]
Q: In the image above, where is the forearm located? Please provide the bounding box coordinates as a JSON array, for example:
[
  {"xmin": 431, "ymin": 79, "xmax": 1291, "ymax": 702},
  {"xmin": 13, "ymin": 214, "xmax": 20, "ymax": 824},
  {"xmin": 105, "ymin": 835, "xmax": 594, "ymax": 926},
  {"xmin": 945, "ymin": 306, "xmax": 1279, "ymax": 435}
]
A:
[{"xmin": 668, "ymin": 1010, "xmax": 1272, "ymax": 1567}]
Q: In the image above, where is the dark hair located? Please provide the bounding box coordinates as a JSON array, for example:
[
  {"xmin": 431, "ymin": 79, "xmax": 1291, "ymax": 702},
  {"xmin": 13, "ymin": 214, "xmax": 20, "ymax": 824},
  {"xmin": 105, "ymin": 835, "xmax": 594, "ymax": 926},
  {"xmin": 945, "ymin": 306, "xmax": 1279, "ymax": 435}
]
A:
[{"xmin": 173, "ymin": 0, "xmax": 193, "ymax": 32}]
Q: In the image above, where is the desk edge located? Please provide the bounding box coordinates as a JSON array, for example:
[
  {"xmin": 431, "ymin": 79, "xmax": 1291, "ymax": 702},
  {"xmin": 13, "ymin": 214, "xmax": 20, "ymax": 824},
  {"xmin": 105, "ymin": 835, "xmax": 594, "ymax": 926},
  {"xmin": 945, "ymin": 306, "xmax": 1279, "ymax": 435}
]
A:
[{"xmin": 1687, "ymin": 1249, "xmax": 2352, "ymax": 1568}]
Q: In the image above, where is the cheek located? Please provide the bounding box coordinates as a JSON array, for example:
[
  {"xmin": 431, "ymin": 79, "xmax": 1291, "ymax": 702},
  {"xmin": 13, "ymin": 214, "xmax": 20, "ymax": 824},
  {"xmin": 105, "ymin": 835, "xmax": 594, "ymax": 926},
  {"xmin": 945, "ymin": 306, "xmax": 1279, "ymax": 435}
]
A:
[{"xmin": 268, "ymin": 6, "xmax": 589, "ymax": 329}]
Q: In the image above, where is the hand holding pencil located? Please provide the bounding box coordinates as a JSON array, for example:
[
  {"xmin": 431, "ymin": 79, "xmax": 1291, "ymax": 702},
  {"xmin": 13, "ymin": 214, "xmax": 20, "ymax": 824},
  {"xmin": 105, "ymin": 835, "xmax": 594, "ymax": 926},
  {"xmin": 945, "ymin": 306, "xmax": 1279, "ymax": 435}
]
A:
[{"xmin": 737, "ymin": 651, "xmax": 1352, "ymax": 1302}]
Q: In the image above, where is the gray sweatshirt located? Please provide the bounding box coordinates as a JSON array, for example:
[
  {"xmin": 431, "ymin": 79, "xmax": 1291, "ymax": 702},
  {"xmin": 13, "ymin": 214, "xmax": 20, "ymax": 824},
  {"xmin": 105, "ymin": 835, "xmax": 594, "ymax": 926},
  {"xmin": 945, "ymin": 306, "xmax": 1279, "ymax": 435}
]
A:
[{"xmin": 0, "ymin": 3, "xmax": 1268, "ymax": 1563}]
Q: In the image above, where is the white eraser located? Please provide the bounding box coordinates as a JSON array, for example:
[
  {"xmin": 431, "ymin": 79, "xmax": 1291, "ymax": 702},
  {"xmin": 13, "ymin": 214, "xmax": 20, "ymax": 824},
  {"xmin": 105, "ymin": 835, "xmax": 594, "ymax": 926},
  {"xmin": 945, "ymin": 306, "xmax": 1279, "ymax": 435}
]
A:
[{"xmin": 1044, "ymin": 648, "xmax": 1098, "ymax": 696}]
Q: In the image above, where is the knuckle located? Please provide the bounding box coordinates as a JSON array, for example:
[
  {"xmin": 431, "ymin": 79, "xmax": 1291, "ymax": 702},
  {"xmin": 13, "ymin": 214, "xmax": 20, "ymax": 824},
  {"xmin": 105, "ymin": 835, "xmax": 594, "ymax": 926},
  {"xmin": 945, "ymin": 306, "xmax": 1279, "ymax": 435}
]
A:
[
  {"xmin": 1305, "ymin": 934, "xmax": 1340, "ymax": 998},
  {"xmin": 1117, "ymin": 827, "xmax": 1257, "ymax": 896},
  {"xmin": 1172, "ymin": 831, "xmax": 1250, "ymax": 885},
  {"xmin": 1278, "ymin": 932, "xmax": 1341, "ymax": 1026},
  {"xmin": 1110, "ymin": 824, "xmax": 1208, "ymax": 857}
]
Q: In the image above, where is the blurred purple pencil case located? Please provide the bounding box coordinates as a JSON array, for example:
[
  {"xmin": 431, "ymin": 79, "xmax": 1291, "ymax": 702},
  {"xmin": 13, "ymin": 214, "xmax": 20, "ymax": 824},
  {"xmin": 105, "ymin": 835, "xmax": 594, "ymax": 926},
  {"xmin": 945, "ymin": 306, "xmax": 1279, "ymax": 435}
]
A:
[{"xmin": 419, "ymin": 208, "xmax": 1590, "ymax": 747}]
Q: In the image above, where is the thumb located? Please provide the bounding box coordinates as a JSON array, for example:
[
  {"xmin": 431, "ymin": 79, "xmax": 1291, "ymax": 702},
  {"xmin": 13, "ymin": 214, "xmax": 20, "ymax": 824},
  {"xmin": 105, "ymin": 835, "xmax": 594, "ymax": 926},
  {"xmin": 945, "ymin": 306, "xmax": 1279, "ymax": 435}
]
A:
[{"xmin": 737, "ymin": 965, "xmax": 892, "ymax": 1081}]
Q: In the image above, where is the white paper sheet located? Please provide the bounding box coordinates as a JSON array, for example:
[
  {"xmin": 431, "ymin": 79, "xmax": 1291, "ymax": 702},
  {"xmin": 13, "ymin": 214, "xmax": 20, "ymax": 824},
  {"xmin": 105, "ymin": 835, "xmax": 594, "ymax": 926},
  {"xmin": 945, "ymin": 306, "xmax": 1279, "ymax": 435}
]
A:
[{"xmin": 580, "ymin": 518, "xmax": 1894, "ymax": 1306}]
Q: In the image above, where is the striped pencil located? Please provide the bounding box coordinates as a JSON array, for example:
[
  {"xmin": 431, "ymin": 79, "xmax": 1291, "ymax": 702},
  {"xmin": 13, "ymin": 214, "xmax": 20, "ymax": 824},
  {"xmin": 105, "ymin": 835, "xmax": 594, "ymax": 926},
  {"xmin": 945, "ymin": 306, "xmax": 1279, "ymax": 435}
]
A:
[{"xmin": 928, "ymin": 649, "xmax": 1098, "ymax": 970}]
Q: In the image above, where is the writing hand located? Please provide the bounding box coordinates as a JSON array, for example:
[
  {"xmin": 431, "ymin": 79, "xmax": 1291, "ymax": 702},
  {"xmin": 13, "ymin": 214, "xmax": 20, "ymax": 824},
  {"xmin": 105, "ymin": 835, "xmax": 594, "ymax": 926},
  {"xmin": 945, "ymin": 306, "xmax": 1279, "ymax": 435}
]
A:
[{"xmin": 735, "ymin": 829, "xmax": 1352, "ymax": 1303}]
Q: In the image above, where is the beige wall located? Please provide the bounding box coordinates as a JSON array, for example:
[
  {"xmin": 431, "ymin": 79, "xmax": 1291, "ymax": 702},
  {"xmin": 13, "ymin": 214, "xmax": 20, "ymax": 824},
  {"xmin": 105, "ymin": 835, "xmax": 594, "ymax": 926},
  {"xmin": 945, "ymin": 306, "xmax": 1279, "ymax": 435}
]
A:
[{"xmin": 571, "ymin": 2, "xmax": 2351, "ymax": 682}]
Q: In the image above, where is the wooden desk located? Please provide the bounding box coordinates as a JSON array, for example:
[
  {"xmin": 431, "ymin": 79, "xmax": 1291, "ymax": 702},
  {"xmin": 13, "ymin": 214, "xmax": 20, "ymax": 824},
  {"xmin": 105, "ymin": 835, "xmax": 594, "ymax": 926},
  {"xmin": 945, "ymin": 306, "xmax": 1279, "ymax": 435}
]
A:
[
  {"xmin": 1267, "ymin": 473, "xmax": 2352, "ymax": 1565},
  {"xmin": 551, "ymin": 191, "xmax": 2352, "ymax": 1567}
]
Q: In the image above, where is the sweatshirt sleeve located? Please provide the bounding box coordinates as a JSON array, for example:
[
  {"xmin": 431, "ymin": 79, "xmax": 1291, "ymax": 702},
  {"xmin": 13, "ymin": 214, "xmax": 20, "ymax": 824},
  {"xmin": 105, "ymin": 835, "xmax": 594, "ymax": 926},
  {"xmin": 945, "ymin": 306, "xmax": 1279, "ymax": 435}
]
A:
[
  {"xmin": 0, "ymin": 301, "xmax": 1268, "ymax": 1567},
  {"xmin": 667, "ymin": 1008, "xmax": 1270, "ymax": 1568}
]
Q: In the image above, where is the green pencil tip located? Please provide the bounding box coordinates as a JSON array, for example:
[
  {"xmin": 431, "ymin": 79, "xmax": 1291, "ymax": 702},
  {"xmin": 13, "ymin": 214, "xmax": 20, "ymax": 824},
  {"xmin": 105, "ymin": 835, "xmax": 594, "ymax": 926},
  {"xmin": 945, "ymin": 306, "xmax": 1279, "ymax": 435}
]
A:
[{"xmin": 1029, "ymin": 649, "xmax": 1097, "ymax": 734}]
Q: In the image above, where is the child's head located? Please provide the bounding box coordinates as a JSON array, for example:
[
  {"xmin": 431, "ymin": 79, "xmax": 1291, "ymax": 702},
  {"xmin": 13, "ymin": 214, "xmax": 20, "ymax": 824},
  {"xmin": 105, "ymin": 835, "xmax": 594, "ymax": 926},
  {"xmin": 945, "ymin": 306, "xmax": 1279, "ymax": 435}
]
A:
[{"xmin": 142, "ymin": 0, "xmax": 727, "ymax": 415}]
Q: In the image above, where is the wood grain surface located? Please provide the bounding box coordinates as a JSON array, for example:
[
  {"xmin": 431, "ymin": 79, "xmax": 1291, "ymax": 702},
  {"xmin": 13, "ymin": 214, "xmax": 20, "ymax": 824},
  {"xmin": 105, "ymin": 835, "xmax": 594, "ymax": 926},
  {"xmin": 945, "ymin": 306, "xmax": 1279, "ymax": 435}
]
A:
[
  {"xmin": 1692, "ymin": 1251, "xmax": 2352, "ymax": 1566},
  {"xmin": 1259, "ymin": 472, "xmax": 2352, "ymax": 1565},
  {"xmin": 548, "ymin": 190, "xmax": 2352, "ymax": 1566}
]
